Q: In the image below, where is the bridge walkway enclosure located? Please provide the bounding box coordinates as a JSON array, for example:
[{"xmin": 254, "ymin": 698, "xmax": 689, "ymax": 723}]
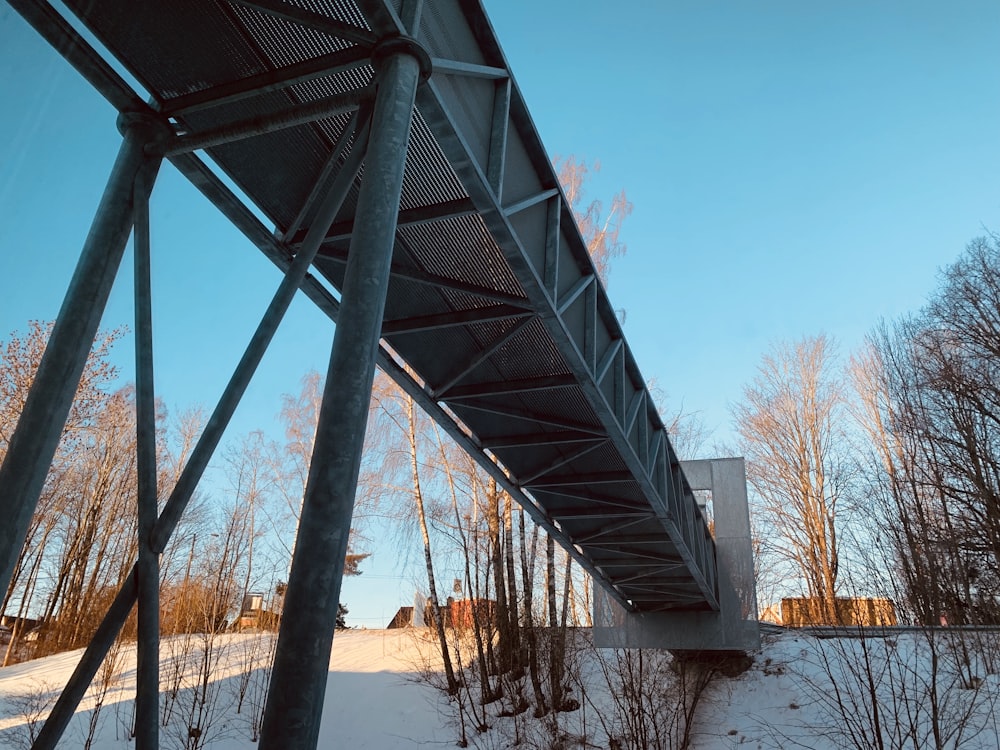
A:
[{"xmin": 0, "ymin": 1, "xmax": 758, "ymax": 748}]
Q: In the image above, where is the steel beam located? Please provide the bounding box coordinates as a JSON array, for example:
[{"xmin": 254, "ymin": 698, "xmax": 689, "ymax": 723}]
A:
[
  {"xmin": 399, "ymin": 0, "xmax": 424, "ymax": 34},
  {"xmin": 431, "ymin": 57, "xmax": 508, "ymax": 80},
  {"xmin": 517, "ymin": 440, "xmax": 608, "ymax": 486},
  {"xmin": 575, "ymin": 517, "xmax": 655, "ymax": 545},
  {"xmin": 583, "ymin": 534, "xmax": 682, "ymax": 546},
  {"xmin": 0, "ymin": 111, "xmax": 165, "ymax": 604},
  {"xmin": 614, "ymin": 569, "xmax": 687, "ymax": 585},
  {"xmin": 543, "ymin": 196, "xmax": 560, "ymax": 298},
  {"xmin": 280, "ymin": 109, "xmax": 363, "ymax": 241},
  {"xmin": 161, "ymin": 47, "xmax": 371, "ymax": 116},
  {"xmin": 556, "ymin": 274, "xmax": 595, "ymax": 316},
  {"xmin": 380, "ymin": 304, "xmax": 529, "ymax": 336},
  {"xmin": 504, "ymin": 188, "xmax": 559, "ymax": 217},
  {"xmin": 452, "ymin": 400, "xmax": 603, "ymax": 434},
  {"xmin": 486, "ymin": 78, "xmax": 510, "ymax": 201},
  {"xmin": 306, "ymin": 196, "xmax": 478, "ymax": 243},
  {"xmin": 429, "ymin": 316, "xmax": 534, "ymax": 397},
  {"xmin": 549, "ymin": 510, "xmax": 651, "ymax": 523},
  {"xmin": 533, "ymin": 493, "xmax": 651, "ymax": 513},
  {"xmin": 480, "ymin": 431, "xmax": 603, "ymax": 450},
  {"xmin": 258, "ymin": 40, "xmax": 423, "ymax": 750},
  {"xmin": 163, "ymin": 86, "xmax": 371, "ymax": 156},
  {"xmin": 525, "ymin": 471, "xmax": 633, "ymax": 488},
  {"xmin": 595, "ymin": 338, "xmax": 624, "ymax": 387},
  {"xmin": 592, "ymin": 560, "xmax": 689, "ymax": 571},
  {"xmin": 439, "ymin": 374, "xmax": 576, "ymax": 400}
]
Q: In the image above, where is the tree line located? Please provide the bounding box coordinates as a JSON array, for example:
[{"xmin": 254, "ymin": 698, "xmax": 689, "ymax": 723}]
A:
[
  {"xmin": 739, "ymin": 233, "xmax": 1000, "ymax": 628},
  {"xmin": 0, "ymin": 321, "xmax": 347, "ymax": 665}
]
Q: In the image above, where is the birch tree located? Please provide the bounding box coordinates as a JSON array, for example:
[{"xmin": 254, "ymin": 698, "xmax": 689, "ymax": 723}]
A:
[{"xmin": 554, "ymin": 155, "xmax": 632, "ymax": 286}]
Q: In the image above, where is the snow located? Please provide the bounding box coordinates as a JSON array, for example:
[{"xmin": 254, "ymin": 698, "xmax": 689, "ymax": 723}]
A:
[{"xmin": 1, "ymin": 627, "xmax": 999, "ymax": 749}]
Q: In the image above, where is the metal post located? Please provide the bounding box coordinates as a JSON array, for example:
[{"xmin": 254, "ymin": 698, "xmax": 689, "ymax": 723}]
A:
[
  {"xmin": 31, "ymin": 105, "xmax": 372, "ymax": 750},
  {"xmin": 258, "ymin": 40, "xmax": 425, "ymax": 750},
  {"xmin": 132, "ymin": 170, "xmax": 159, "ymax": 750},
  {"xmin": 0, "ymin": 111, "xmax": 165, "ymax": 600}
]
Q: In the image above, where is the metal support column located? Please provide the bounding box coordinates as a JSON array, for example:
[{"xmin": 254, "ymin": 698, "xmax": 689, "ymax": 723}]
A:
[
  {"xmin": 132, "ymin": 169, "xmax": 159, "ymax": 750},
  {"xmin": 258, "ymin": 39, "xmax": 426, "ymax": 750},
  {"xmin": 31, "ymin": 111, "xmax": 372, "ymax": 750},
  {"xmin": 0, "ymin": 111, "xmax": 165, "ymax": 599}
]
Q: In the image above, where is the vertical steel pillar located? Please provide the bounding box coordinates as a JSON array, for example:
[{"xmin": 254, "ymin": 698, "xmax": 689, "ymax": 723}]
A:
[
  {"xmin": 132, "ymin": 169, "xmax": 159, "ymax": 750},
  {"xmin": 258, "ymin": 39, "xmax": 426, "ymax": 750},
  {"xmin": 0, "ymin": 111, "xmax": 165, "ymax": 600},
  {"xmin": 32, "ymin": 112, "xmax": 372, "ymax": 750}
]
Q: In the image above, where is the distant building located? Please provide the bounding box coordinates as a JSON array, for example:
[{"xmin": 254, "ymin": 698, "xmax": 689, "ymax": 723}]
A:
[
  {"xmin": 758, "ymin": 603, "xmax": 782, "ymax": 625},
  {"xmin": 387, "ymin": 606, "xmax": 416, "ymax": 629},
  {"xmin": 447, "ymin": 598, "xmax": 495, "ymax": 629},
  {"xmin": 0, "ymin": 614, "xmax": 43, "ymax": 631},
  {"xmin": 781, "ymin": 597, "xmax": 897, "ymax": 627},
  {"xmin": 236, "ymin": 592, "xmax": 279, "ymax": 631},
  {"xmin": 386, "ymin": 598, "xmax": 496, "ymax": 629}
]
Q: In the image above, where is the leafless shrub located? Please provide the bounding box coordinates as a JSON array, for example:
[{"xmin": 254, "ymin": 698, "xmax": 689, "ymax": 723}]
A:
[
  {"xmin": 0, "ymin": 680, "xmax": 57, "ymax": 750},
  {"xmin": 787, "ymin": 628, "xmax": 998, "ymax": 750},
  {"xmin": 75, "ymin": 635, "xmax": 126, "ymax": 749},
  {"xmin": 237, "ymin": 630, "xmax": 277, "ymax": 742},
  {"xmin": 585, "ymin": 647, "xmax": 718, "ymax": 750}
]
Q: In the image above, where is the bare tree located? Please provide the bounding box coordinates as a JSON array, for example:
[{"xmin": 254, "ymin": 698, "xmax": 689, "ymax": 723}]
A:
[
  {"xmin": 851, "ymin": 335, "xmax": 968, "ymax": 624},
  {"xmin": 1, "ymin": 323, "xmax": 124, "ymax": 661},
  {"xmin": 554, "ymin": 155, "xmax": 632, "ymax": 286},
  {"xmin": 273, "ymin": 370, "xmax": 372, "ymax": 577},
  {"xmin": 369, "ymin": 374, "xmax": 459, "ymax": 693},
  {"xmin": 852, "ymin": 235, "xmax": 1000, "ymax": 625},
  {"xmin": 734, "ymin": 335, "xmax": 848, "ymax": 622},
  {"xmin": 42, "ymin": 387, "xmax": 143, "ymax": 653}
]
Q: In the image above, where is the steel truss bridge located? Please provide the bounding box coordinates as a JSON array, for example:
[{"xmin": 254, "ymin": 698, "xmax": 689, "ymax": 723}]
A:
[{"xmin": 0, "ymin": 1, "xmax": 754, "ymax": 748}]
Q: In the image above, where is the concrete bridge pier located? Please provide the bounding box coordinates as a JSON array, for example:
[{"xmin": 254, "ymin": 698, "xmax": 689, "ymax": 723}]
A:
[{"xmin": 593, "ymin": 457, "xmax": 760, "ymax": 655}]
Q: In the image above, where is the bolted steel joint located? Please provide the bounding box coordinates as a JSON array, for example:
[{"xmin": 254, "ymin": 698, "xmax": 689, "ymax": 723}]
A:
[
  {"xmin": 117, "ymin": 109, "xmax": 173, "ymax": 156},
  {"xmin": 371, "ymin": 34, "xmax": 432, "ymax": 82}
]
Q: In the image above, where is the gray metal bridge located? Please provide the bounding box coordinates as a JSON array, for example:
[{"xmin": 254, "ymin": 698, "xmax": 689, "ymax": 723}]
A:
[{"xmin": 0, "ymin": 1, "xmax": 755, "ymax": 748}]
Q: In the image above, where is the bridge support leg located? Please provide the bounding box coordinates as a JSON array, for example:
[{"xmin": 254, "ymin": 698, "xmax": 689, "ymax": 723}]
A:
[
  {"xmin": 0, "ymin": 112, "xmax": 164, "ymax": 601},
  {"xmin": 31, "ymin": 109, "xmax": 371, "ymax": 750},
  {"xmin": 132, "ymin": 167, "xmax": 159, "ymax": 750},
  {"xmin": 258, "ymin": 42, "xmax": 422, "ymax": 750}
]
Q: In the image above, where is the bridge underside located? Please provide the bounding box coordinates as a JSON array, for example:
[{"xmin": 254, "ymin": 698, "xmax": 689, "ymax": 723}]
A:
[
  {"xmin": 25, "ymin": 0, "xmax": 720, "ymax": 612},
  {"xmin": 1, "ymin": 0, "xmax": 759, "ymax": 747}
]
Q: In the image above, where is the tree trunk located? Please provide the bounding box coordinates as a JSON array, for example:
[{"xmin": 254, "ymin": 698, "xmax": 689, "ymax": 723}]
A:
[
  {"xmin": 407, "ymin": 397, "xmax": 458, "ymax": 694},
  {"xmin": 518, "ymin": 509, "xmax": 547, "ymax": 716},
  {"xmin": 503, "ymin": 494, "xmax": 524, "ymax": 679},
  {"xmin": 487, "ymin": 478, "xmax": 513, "ymax": 675}
]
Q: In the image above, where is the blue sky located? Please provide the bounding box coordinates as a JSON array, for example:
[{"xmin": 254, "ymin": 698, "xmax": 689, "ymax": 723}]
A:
[
  {"xmin": 485, "ymin": 1, "xmax": 1000, "ymax": 443},
  {"xmin": 1, "ymin": 2, "xmax": 998, "ymax": 625}
]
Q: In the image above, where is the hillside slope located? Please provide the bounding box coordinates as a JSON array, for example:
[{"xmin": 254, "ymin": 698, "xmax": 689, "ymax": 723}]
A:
[{"xmin": 1, "ymin": 627, "xmax": 998, "ymax": 749}]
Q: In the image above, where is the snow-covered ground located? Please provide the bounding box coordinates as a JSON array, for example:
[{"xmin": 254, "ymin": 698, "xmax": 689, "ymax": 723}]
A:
[{"xmin": 1, "ymin": 627, "xmax": 999, "ymax": 749}]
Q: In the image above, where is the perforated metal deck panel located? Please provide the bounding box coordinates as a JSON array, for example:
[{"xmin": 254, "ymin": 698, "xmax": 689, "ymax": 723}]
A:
[{"xmin": 37, "ymin": 0, "xmax": 720, "ymax": 613}]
